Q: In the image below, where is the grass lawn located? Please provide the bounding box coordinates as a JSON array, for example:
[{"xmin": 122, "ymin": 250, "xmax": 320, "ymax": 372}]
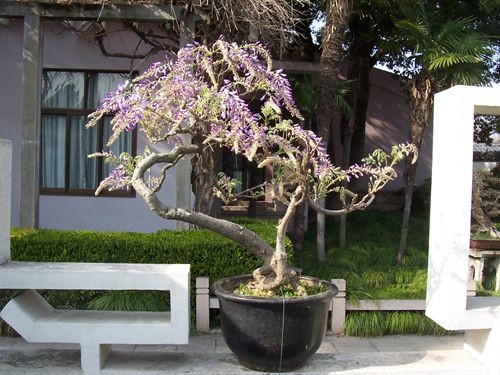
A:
[{"xmin": 297, "ymin": 209, "xmax": 430, "ymax": 301}]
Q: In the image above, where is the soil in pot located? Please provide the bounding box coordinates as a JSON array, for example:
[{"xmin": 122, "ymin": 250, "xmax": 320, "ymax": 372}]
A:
[{"xmin": 213, "ymin": 275, "xmax": 338, "ymax": 372}]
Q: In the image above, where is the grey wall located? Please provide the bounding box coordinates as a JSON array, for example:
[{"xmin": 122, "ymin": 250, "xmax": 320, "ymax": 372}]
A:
[
  {"xmin": 366, "ymin": 68, "xmax": 433, "ymax": 190},
  {"xmin": 1, "ymin": 19, "xmax": 178, "ymax": 232},
  {"xmin": 0, "ymin": 19, "xmax": 23, "ymax": 228}
]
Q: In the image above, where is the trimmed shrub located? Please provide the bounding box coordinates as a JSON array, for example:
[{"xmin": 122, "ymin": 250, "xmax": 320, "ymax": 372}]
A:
[{"xmin": 10, "ymin": 218, "xmax": 288, "ymax": 285}]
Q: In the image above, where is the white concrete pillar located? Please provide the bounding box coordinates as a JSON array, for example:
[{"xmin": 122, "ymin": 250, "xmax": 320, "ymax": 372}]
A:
[
  {"xmin": 81, "ymin": 342, "xmax": 111, "ymax": 375},
  {"xmin": 425, "ymin": 86, "xmax": 500, "ymax": 375},
  {"xmin": 170, "ymin": 268, "xmax": 190, "ymax": 343},
  {"xmin": 464, "ymin": 323, "xmax": 500, "ymax": 375},
  {"xmin": 0, "ymin": 139, "xmax": 12, "ymax": 263},
  {"xmin": 493, "ymin": 258, "xmax": 500, "ymax": 292},
  {"xmin": 196, "ymin": 276, "xmax": 210, "ymax": 333},
  {"xmin": 331, "ymin": 279, "xmax": 346, "ymax": 335}
]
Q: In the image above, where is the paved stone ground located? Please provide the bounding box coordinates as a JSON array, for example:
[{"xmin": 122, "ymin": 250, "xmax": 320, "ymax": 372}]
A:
[{"xmin": 0, "ymin": 332, "xmax": 488, "ymax": 374}]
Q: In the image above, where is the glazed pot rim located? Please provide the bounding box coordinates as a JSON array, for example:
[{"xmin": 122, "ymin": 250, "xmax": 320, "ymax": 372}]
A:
[{"xmin": 213, "ymin": 274, "xmax": 338, "ymax": 304}]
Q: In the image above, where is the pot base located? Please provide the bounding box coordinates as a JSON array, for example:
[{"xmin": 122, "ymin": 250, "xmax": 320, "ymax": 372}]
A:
[
  {"xmin": 213, "ymin": 275, "xmax": 338, "ymax": 372},
  {"xmin": 237, "ymin": 356, "xmax": 305, "ymax": 373}
]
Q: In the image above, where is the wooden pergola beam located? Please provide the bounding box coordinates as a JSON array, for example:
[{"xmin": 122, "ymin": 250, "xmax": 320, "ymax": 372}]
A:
[{"xmin": 0, "ymin": 1, "xmax": 183, "ymax": 21}]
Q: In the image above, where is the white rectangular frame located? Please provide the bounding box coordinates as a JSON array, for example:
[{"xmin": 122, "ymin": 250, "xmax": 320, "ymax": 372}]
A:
[{"xmin": 426, "ymin": 85, "xmax": 500, "ymax": 330}]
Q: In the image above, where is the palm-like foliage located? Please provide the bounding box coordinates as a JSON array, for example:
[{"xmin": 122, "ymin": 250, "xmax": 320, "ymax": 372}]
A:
[
  {"xmin": 290, "ymin": 75, "xmax": 353, "ymax": 117},
  {"xmin": 394, "ymin": 0, "xmax": 493, "ymax": 266},
  {"xmin": 395, "ymin": 4, "xmax": 491, "ymax": 85}
]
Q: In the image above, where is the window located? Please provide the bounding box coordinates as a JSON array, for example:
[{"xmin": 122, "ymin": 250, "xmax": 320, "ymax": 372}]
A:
[
  {"xmin": 40, "ymin": 70, "xmax": 136, "ymax": 196},
  {"xmin": 222, "ymin": 149, "xmax": 265, "ymax": 195}
]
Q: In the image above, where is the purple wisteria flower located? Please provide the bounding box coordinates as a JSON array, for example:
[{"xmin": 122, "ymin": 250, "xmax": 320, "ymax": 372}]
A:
[
  {"xmin": 87, "ymin": 38, "xmax": 415, "ymax": 208},
  {"xmin": 95, "ymin": 165, "xmax": 130, "ymax": 195}
]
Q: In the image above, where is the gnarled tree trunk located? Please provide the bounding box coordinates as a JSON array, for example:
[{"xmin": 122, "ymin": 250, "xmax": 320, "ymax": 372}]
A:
[
  {"xmin": 191, "ymin": 134, "xmax": 218, "ymax": 216},
  {"xmin": 396, "ymin": 71, "xmax": 433, "ymax": 266}
]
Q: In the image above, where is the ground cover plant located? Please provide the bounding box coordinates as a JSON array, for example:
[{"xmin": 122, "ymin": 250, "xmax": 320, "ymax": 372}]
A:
[{"xmin": 344, "ymin": 311, "xmax": 448, "ymax": 336}]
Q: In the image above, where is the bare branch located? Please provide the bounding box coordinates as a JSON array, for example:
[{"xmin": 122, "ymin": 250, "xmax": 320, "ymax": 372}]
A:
[
  {"xmin": 124, "ymin": 21, "xmax": 179, "ymax": 51},
  {"xmin": 193, "ymin": 0, "xmax": 310, "ymax": 53},
  {"xmin": 95, "ymin": 27, "xmax": 163, "ymax": 60},
  {"xmin": 308, "ymin": 193, "xmax": 375, "ymax": 216}
]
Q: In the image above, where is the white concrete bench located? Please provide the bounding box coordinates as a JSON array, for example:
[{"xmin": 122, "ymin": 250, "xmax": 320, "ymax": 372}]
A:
[{"xmin": 0, "ymin": 261, "xmax": 190, "ymax": 375}]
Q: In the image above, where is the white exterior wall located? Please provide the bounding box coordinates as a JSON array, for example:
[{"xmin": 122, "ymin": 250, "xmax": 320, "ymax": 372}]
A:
[
  {"xmin": 0, "ymin": 140, "xmax": 12, "ymax": 263},
  {"xmin": 0, "ymin": 19, "xmax": 179, "ymax": 232}
]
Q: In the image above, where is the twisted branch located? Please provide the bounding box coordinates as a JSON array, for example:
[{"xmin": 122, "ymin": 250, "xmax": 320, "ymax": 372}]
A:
[{"xmin": 131, "ymin": 145, "xmax": 275, "ymax": 261}]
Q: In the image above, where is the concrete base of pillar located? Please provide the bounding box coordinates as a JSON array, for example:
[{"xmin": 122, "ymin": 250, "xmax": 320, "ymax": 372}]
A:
[{"xmin": 464, "ymin": 323, "xmax": 500, "ymax": 375}]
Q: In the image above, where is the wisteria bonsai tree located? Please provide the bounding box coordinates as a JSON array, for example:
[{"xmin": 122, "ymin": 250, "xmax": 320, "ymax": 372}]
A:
[{"xmin": 87, "ymin": 39, "xmax": 416, "ymax": 292}]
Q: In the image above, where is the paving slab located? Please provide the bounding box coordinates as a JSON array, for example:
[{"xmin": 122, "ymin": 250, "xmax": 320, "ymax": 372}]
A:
[
  {"xmin": 0, "ymin": 333, "xmax": 489, "ymax": 375},
  {"xmin": 330, "ymin": 336, "xmax": 378, "ymax": 354}
]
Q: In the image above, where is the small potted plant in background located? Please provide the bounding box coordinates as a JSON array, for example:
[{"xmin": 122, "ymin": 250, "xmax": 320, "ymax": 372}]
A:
[
  {"xmin": 87, "ymin": 39, "xmax": 415, "ymax": 372},
  {"xmin": 471, "ymin": 165, "xmax": 500, "ymax": 246}
]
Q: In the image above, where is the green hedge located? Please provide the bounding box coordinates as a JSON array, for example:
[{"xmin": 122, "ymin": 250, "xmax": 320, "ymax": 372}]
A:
[{"xmin": 10, "ymin": 218, "xmax": 289, "ymax": 283}]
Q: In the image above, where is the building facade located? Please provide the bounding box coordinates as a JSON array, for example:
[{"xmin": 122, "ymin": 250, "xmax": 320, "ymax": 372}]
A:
[{"xmin": 0, "ymin": 4, "xmax": 433, "ymax": 232}]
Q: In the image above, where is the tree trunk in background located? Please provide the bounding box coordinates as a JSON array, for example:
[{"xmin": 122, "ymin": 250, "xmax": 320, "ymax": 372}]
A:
[
  {"xmin": 338, "ymin": 133, "xmax": 351, "ymax": 249},
  {"xmin": 291, "ymin": 108, "xmax": 312, "ymax": 253},
  {"xmin": 338, "ymin": 11, "xmax": 375, "ymax": 248},
  {"xmin": 396, "ymin": 71, "xmax": 433, "ymax": 266},
  {"xmin": 248, "ymin": 165, "xmax": 261, "ymax": 218},
  {"xmin": 191, "ymin": 135, "xmax": 218, "ymax": 216},
  {"xmin": 316, "ymin": 0, "xmax": 353, "ymax": 263},
  {"xmin": 292, "ymin": 202, "xmax": 307, "ymax": 254}
]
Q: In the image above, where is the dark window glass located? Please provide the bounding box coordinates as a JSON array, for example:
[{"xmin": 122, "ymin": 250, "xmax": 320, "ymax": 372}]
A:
[{"xmin": 40, "ymin": 70, "xmax": 136, "ymax": 196}]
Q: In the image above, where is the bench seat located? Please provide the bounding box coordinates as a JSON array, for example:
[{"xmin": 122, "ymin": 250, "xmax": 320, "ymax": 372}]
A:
[{"xmin": 0, "ymin": 261, "xmax": 189, "ymax": 290}]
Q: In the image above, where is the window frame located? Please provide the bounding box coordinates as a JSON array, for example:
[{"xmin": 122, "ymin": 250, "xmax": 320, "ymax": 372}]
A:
[{"xmin": 40, "ymin": 68, "xmax": 137, "ymax": 198}]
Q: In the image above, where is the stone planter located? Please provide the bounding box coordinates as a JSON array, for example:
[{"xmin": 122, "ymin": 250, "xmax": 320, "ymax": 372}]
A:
[{"xmin": 470, "ymin": 239, "xmax": 500, "ymax": 250}]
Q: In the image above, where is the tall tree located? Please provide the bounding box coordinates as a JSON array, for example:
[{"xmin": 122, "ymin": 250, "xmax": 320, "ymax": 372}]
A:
[
  {"xmin": 390, "ymin": 0, "xmax": 494, "ymax": 265},
  {"xmin": 316, "ymin": 0, "xmax": 354, "ymax": 263},
  {"xmin": 338, "ymin": 0, "xmax": 394, "ymax": 248}
]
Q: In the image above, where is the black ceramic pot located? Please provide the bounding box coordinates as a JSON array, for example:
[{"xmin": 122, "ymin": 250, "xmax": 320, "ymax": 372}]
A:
[{"xmin": 213, "ymin": 275, "xmax": 337, "ymax": 372}]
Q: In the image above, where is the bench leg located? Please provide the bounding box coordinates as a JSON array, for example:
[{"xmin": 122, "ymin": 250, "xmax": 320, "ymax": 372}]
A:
[
  {"xmin": 80, "ymin": 342, "xmax": 111, "ymax": 375},
  {"xmin": 464, "ymin": 323, "xmax": 500, "ymax": 375}
]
